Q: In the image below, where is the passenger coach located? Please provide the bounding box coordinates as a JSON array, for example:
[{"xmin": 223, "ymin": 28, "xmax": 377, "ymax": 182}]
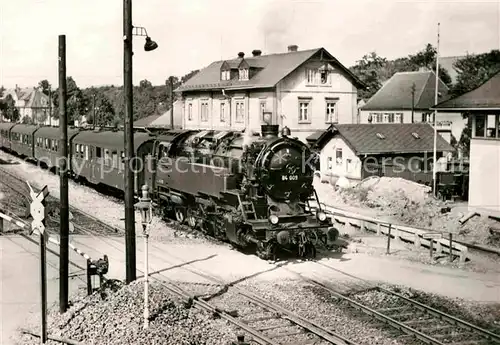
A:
[
  {"xmin": 34, "ymin": 126, "xmax": 81, "ymax": 169},
  {"xmin": 71, "ymin": 128, "xmax": 155, "ymax": 191},
  {"xmin": 0, "ymin": 123, "xmax": 16, "ymax": 150},
  {"xmin": 10, "ymin": 124, "xmax": 39, "ymax": 159}
]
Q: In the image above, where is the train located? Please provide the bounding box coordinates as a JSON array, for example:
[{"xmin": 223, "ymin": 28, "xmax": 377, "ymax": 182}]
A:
[{"xmin": 0, "ymin": 122, "xmax": 341, "ymax": 260}]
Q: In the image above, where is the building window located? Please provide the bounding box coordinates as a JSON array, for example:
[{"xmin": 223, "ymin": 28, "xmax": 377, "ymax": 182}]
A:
[
  {"xmin": 325, "ymin": 100, "xmax": 337, "ymax": 123},
  {"xmin": 221, "ymin": 70, "xmax": 230, "ymax": 81},
  {"xmin": 298, "ymin": 98, "xmax": 311, "ymax": 123},
  {"xmin": 422, "ymin": 113, "xmax": 433, "ymax": 123},
  {"xmin": 474, "ymin": 114, "xmax": 500, "ymax": 139},
  {"xmin": 239, "ymin": 68, "xmax": 249, "ymax": 81},
  {"xmin": 260, "ymin": 101, "xmax": 267, "ymax": 122},
  {"xmin": 220, "ymin": 102, "xmax": 226, "ymax": 122},
  {"xmin": 383, "ymin": 113, "xmax": 395, "ymax": 123},
  {"xmin": 200, "ymin": 101, "xmax": 209, "ymax": 122},
  {"xmin": 327, "ymin": 157, "xmax": 333, "ymax": 170},
  {"xmin": 235, "ymin": 101, "xmax": 244, "ymax": 123},
  {"xmin": 395, "ymin": 113, "xmax": 403, "ymax": 123},
  {"xmin": 346, "ymin": 158, "xmax": 352, "ymax": 173},
  {"xmin": 336, "ymin": 148, "xmax": 342, "ymax": 165},
  {"xmin": 306, "ymin": 68, "xmax": 331, "ymax": 85},
  {"xmin": 187, "ymin": 103, "xmax": 193, "ymax": 121}
]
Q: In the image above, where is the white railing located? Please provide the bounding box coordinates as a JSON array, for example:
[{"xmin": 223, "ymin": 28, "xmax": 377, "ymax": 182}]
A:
[{"xmin": 308, "ymin": 201, "xmax": 469, "ymax": 262}]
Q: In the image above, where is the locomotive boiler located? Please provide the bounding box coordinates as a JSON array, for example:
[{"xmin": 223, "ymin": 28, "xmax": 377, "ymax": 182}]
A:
[{"xmin": 144, "ymin": 124, "xmax": 339, "ymax": 260}]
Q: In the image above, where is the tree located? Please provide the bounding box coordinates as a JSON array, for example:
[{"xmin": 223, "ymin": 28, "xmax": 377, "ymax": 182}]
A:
[
  {"xmin": 1, "ymin": 94, "xmax": 20, "ymax": 122},
  {"xmin": 51, "ymin": 76, "xmax": 90, "ymax": 123},
  {"xmin": 38, "ymin": 80, "xmax": 51, "ymax": 96},
  {"xmin": 349, "ymin": 52, "xmax": 387, "ymax": 99},
  {"xmin": 451, "ymin": 50, "xmax": 500, "ymax": 97},
  {"xmin": 349, "ymin": 44, "xmax": 452, "ymax": 100}
]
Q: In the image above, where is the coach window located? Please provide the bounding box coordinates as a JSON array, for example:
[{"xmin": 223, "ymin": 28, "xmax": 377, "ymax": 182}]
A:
[
  {"xmin": 80, "ymin": 144, "xmax": 84, "ymax": 157},
  {"xmin": 55, "ymin": 140, "xmax": 58, "ymax": 152},
  {"xmin": 104, "ymin": 149, "xmax": 111, "ymax": 166},
  {"xmin": 119, "ymin": 152, "xmax": 125, "ymax": 169},
  {"xmin": 85, "ymin": 146, "xmax": 89, "ymax": 160},
  {"xmin": 95, "ymin": 147, "xmax": 102, "ymax": 163}
]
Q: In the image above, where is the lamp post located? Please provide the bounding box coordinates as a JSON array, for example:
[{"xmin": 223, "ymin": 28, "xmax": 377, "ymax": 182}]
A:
[
  {"xmin": 134, "ymin": 184, "xmax": 153, "ymax": 329},
  {"xmin": 123, "ymin": 0, "xmax": 158, "ymax": 284}
]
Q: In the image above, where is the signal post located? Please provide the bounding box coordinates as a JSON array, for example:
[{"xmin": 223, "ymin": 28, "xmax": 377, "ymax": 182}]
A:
[{"xmin": 28, "ymin": 182, "xmax": 49, "ymax": 344}]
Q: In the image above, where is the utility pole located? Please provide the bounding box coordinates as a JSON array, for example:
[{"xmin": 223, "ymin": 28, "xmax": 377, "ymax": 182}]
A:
[
  {"xmin": 48, "ymin": 87, "xmax": 52, "ymax": 126},
  {"xmin": 411, "ymin": 83, "xmax": 416, "ymax": 123},
  {"xmin": 58, "ymin": 34, "xmax": 70, "ymax": 314},
  {"xmin": 123, "ymin": 0, "xmax": 136, "ymax": 283},
  {"xmin": 433, "ymin": 23, "xmax": 440, "ymax": 197},
  {"xmin": 169, "ymin": 76, "xmax": 174, "ymax": 129},
  {"xmin": 92, "ymin": 93, "xmax": 96, "ymax": 128}
]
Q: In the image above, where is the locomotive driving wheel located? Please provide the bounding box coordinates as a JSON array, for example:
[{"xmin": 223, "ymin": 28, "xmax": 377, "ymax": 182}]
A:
[
  {"xmin": 174, "ymin": 206, "xmax": 186, "ymax": 224},
  {"xmin": 186, "ymin": 206, "xmax": 198, "ymax": 229}
]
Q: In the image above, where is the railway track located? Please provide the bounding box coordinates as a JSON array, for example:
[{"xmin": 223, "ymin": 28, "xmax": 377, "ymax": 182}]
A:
[
  {"xmin": 0, "ymin": 165, "xmax": 120, "ymax": 236},
  {"xmin": 135, "ymin": 267, "xmax": 358, "ymax": 345},
  {"xmin": 283, "ymin": 263, "xmax": 500, "ymax": 345}
]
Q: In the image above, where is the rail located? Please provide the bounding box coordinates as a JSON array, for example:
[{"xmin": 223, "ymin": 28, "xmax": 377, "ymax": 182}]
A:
[
  {"xmin": 296, "ymin": 274, "xmax": 500, "ymax": 345},
  {"xmin": 307, "ymin": 201, "xmax": 469, "ymax": 263}
]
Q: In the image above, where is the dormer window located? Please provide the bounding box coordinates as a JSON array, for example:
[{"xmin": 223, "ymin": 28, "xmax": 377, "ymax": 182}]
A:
[
  {"xmin": 239, "ymin": 68, "xmax": 249, "ymax": 81},
  {"xmin": 221, "ymin": 70, "xmax": 230, "ymax": 81},
  {"xmin": 306, "ymin": 63, "xmax": 333, "ymax": 86}
]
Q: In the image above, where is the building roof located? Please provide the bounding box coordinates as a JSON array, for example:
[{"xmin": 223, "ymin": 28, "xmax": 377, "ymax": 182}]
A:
[
  {"xmin": 147, "ymin": 103, "xmax": 183, "ymax": 128},
  {"xmin": 1, "ymin": 87, "xmax": 53, "ymax": 109},
  {"xmin": 361, "ymin": 70, "xmax": 450, "ymax": 111},
  {"xmin": 433, "ymin": 70, "xmax": 500, "ymax": 111},
  {"xmin": 133, "ymin": 114, "xmax": 161, "ymax": 128},
  {"xmin": 312, "ymin": 123, "xmax": 454, "ymax": 155},
  {"xmin": 175, "ymin": 48, "xmax": 364, "ymax": 92}
]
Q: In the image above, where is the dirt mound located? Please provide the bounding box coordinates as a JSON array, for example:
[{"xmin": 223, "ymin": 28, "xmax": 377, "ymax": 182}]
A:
[
  {"xmin": 15, "ymin": 281, "xmax": 236, "ymax": 345},
  {"xmin": 314, "ymin": 176, "xmax": 500, "ymax": 246}
]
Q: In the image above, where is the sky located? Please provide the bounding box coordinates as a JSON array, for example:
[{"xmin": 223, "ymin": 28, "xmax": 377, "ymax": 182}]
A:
[{"xmin": 1, "ymin": 0, "xmax": 499, "ymax": 89}]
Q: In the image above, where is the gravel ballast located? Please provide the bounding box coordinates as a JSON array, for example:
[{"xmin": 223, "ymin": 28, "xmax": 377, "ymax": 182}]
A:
[{"xmin": 14, "ymin": 280, "xmax": 238, "ymax": 345}]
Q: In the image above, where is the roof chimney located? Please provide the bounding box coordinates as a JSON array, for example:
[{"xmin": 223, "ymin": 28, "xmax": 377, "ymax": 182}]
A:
[
  {"xmin": 238, "ymin": 52, "xmax": 245, "ymax": 58},
  {"xmin": 288, "ymin": 45, "xmax": 298, "ymax": 52},
  {"xmin": 252, "ymin": 49, "xmax": 262, "ymax": 57}
]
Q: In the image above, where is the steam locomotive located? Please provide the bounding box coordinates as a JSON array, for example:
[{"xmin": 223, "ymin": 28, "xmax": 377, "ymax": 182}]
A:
[
  {"xmin": 143, "ymin": 124, "xmax": 338, "ymax": 259},
  {"xmin": 0, "ymin": 122, "xmax": 339, "ymax": 260}
]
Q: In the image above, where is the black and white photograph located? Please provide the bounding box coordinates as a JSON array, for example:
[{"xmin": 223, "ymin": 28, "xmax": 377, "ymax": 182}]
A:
[{"xmin": 1, "ymin": 0, "xmax": 500, "ymax": 344}]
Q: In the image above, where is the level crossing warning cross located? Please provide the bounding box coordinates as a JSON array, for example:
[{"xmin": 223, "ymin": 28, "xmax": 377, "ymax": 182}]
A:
[{"xmin": 27, "ymin": 182, "xmax": 49, "ymax": 235}]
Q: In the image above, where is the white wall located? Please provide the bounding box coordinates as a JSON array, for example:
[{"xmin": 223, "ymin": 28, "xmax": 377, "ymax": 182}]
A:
[
  {"xmin": 277, "ymin": 60, "xmax": 357, "ymax": 142},
  {"xmin": 468, "ymin": 138, "xmax": 500, "ymax": 217},
  {"xmin": 319, "ymin": 136, "xmax": 362, "ymax": 180},
  {"xmin": 180, "ymin": 58, "xmax": 358, "ymax": 143},
  {"xmin": 359, "ymin": 109, "xmax": 467, "ymax": 143}
]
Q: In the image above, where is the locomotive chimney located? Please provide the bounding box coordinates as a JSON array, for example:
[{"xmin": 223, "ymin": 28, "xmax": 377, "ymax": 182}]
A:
[
  {"xmin": 261, "ymin": 124, "xmax": 279, "ymax": 137},
  {"xmin": 252, "ymin": 49, "xmax": 262, "ymax": 57}
]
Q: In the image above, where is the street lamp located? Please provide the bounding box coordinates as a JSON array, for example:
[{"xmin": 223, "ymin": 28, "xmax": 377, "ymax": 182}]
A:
[
  {"xmin": 134, "ymin": 184, "xmax": 153, "ymax": 329},
  {"xmin": 123, "ymin": 0, "xmax": 158, "ymax": 284}
]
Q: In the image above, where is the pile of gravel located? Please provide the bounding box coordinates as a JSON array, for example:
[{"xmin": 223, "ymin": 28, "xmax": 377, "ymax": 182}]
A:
[{"xmin": 14, "ymin": 280, "xmax": 237, "ymax": 345}]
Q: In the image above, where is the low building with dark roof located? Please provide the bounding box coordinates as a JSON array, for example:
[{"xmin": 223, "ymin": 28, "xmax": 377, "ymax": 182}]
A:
[
  {"xmin": 359, "ymin": 69, "xmax": 466, "ymax": 144},
  {"xmin": 174, "ymin": 46, "xmax": 365, "ymax": 143},
  {"xmin": 308, "ymin": 123, "xmax": 454, "ymax": 184},
  {"xmin": 433, "ymin": 70, "xmax": 500, "ymax": 217}
]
